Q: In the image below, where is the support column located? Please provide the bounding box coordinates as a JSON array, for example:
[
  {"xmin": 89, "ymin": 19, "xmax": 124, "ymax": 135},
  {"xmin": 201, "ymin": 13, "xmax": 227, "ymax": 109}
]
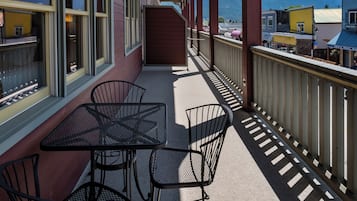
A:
[
  {"xmin": 340, "ymin": 48, "xmax": 344, "ymax": 66},
  {"xmin": 197, "ymin": 0, "xmax": 202, "ymax": 31},
  {"xmin": 242, "ymin": 0, "xmax": 261, "ymax": 110},
  {"xmin": 196, "ymin": 0, "xmax": 202, "ymax": 55},
  {"xmin": 182, "ymin": 1, "xmax": 189, "ymax": 23},
  {"xmin": 190, "ymin": 0, "xmax": 195, "ymax": 48},
  {"xmin": 209, "ymin": 0, "xmax": 218, "ymax": 70}
]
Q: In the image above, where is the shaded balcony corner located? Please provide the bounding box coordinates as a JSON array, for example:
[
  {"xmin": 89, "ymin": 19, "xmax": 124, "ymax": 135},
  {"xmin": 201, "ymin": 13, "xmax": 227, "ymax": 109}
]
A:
[{"xmin": 74, "ymin": 47, "xmax": 342, "ymax": 201}]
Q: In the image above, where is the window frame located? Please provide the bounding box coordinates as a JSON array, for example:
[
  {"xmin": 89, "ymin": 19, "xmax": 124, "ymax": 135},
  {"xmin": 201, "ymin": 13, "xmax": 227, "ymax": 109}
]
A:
[
  {"xmin": 267, "ymin": 16, "xmax": 273, "ymax": 28},
  {"xmin": 95, "ymin": 1, "xmax": 109, "ymax": 67},
  {"xmin": 64, "ymin": 1, "xmax": 89, "ymax": 85},
  {"xmin": 124, "ymin": 0, "xmax": 141, "ymax": 54},
  {"xmin": 296, "ymin": 22, "xmax": 304, "ymax": 33},
  {"xmin": 349, "ymin": 10, "xmax": 357, "ymax": 25},
  {"xmin": 262, "ymin": 16, "xmax": 266, "ymax": 30},
  {"xmin": 0, "ymin": 1, "xmax": 54, "ymax": 124}
]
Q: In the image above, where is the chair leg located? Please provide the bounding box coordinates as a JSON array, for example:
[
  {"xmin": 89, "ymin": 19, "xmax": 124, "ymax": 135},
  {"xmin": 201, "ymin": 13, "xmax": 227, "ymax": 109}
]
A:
[
  {"xmin": 149, "ymin": 182, "xmax": 154, "ymax": 201},
  {"xmin": 122, "ymin": 152, "xmax": 127, "ymax": 192},
  {"xmin": 156, "ymin": 188, "xmax": 161, "ymax": 201},
  {"xmin": 201, "ymin": 187, "xmax": 209, "ymax": 200}
]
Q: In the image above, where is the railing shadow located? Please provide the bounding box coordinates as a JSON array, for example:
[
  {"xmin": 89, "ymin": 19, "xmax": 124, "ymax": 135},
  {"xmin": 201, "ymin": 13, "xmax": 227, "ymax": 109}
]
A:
[{"xmin": 187, "ymin": 48, "xmax": 340, "ymax": 201}]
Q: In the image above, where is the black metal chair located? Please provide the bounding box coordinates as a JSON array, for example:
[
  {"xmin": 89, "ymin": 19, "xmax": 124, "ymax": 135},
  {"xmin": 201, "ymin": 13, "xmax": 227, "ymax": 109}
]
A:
[
  {"xmin": 0, "ymin": 154, "xmax": 130, "ymax": 201},
  {"xmin": 90, "ymin": 80, "xmax": 146, "ymax": 186},
  {"xmin": 0, "ymin": 154, "xmax": 49, "ymax": 201},
  {"xmin": 63, "ymin": 182, "xmax": 130, "ymax": 201},
  {"xmin": 149, "ymin": 104, "xmax": 233, "ymax": 201}
]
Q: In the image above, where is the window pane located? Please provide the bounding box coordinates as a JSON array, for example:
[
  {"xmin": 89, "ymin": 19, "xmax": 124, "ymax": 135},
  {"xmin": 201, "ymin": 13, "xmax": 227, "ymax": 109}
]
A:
[
  {"xmin": 66, "ymin": 14, "xmax": 82, "ymax": 74},
  {"xmin": 66, "ymin": 0, "xmax": 86, "ymax": 11},
  {"xmin": 0, "ymin": 9, "xmax": 46, "ymax": 108},
  {"xmin": 126, "ymin": 0, "xmax": 129, "ymax": 17},
  {"xmin": 97, "ymin": 0, "xmax": 106, "ymax": 13},
  {"xmin": 350, "ymin": 12, "xmax": 356, "ymax": 24},
  {"xmin": 16, "ymin": 0, "xmax": 51, "ymax": 5},
  {"xmin": 96, "ymin": 17, "xmax": 103, "ymax": 60}
]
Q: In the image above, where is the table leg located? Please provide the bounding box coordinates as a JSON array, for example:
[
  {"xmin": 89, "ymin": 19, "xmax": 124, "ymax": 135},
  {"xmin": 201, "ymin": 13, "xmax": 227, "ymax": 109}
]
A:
[
  {"xmin": 89, "ymin": 150, "xmax": 95, "ymax": 201},
  {"xmin": 132, "ymin": 150, "xmax": 150, "ymax": 201}
]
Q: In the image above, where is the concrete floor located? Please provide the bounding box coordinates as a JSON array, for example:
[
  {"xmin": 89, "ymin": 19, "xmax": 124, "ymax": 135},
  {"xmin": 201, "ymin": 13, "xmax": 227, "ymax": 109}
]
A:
[{"xmin": 77, "ymin": 48, "xmax": 341, "ymax": 201}]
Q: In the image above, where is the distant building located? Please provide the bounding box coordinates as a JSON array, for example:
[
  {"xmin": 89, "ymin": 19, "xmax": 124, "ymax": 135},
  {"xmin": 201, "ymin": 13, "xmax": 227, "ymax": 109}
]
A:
[
  {"xmin": 271, "ymin": 6, "xmax": 315, "ymax": 55},
  {"xmin": 328, "ymin": 0, "xmax": 357, "ymax": 68},
  {"xmin": 261, "ymin": 10, "xmax": 289, "ymax": 47},
  {"xmin": 313, "ymin": 8, "xmax": 342, "ymax": 59}
]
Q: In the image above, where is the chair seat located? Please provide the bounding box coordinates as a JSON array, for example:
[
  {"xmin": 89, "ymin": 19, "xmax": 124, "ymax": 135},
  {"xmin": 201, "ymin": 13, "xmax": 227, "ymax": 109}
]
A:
[
  {"xmin": 150, "ymin": 148, "xmax": 211, "ymax": 189},
  {"xmin": 64, "ymin": 182, "xmax": 130, "ymax": 201}
]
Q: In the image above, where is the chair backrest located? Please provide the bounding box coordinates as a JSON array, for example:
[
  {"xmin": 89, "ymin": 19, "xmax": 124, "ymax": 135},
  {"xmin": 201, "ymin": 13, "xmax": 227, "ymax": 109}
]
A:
[
  {"xmin": 90, "ymin": 80, "xmax": 146, "ymax": 126},
  {"xmin": 91, "ymin": 80, "xmax": 146, "ymax": 104},
  {"xmin": 185, "ymin": 104, "xmax": 233, "ymax": 182},
  {"xmin": 0, "ymin": 154, "xmax": 47, "ymax": 201}
]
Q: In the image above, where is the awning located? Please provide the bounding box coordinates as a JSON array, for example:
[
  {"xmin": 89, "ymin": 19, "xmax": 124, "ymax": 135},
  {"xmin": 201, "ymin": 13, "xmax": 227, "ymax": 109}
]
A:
[
  {"xmin": 327, "ymin": 31, "xmax": 357, "ymax": 51},
  {"xmin": 271, "ymin": 32, "xmax": 313, "ymax": 46},
  {"xmin": 272, "ymin": 34, "xmax": 296, "ymax": 46}
]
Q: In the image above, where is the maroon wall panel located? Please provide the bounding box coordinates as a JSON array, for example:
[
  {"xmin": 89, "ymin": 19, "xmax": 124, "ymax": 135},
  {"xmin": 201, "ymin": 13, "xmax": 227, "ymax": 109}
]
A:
[
  {"xmin": 145, "ymin": 7, "xmax": 187, "ymax": 65},
  {"xmin": 0, "ymin": 0, "xmax": 143, "ymax": 200}
]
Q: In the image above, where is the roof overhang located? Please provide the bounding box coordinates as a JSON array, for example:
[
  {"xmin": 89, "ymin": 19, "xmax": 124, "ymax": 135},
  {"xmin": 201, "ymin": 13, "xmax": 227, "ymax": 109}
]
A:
[{"xmin": 328, "ymin": 31, "xmax": 357, "ymax": 51}]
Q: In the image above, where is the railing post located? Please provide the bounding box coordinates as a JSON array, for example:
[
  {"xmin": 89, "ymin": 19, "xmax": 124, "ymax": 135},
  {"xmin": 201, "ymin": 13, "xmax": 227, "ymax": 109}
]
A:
[
  {"xmin": 209, "ymin": 0, "xmax": 218, "ymax": 70},
  {"xmin": 347, "ymin": 88, "xmax": 357, "ymax": 193},
  {"xmin": 242, "ymin": 0, "xmax": 261, "ymax": 110}
]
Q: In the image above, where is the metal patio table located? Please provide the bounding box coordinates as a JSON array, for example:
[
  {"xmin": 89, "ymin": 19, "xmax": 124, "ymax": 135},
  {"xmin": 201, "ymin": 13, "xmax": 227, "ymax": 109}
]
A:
[{"xmin": 40, "ymin": 103, "xmax": 167, "ymax": 201}]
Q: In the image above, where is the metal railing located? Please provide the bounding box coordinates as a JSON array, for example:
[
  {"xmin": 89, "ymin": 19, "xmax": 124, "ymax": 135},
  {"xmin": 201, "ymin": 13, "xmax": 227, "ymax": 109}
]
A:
[
  {"xmin": 213, "ymin": 35, "xmax": 243, "ymax": 90},
  {"xmin": 192, "ymin": 32, "xmax": 357, "ymax": 199},
  {"xmin": 197, "ymin": 31, "xmax": 210, "ymax": 62}
]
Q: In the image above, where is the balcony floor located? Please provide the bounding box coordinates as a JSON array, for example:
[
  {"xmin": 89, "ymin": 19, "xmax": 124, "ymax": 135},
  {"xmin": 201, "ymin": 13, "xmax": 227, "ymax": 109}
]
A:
[{"xmin": 77, "ymin": 48, "xmax": 341, "ymax": 201}]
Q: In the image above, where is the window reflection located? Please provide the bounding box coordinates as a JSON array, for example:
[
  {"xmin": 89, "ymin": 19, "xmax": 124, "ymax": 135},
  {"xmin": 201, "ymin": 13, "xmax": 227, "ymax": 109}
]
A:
[
  {"xmin": 66, "ymin": 0, "xmax": 86, "ymax": 11},
  {"xmin": 16, "ymin": 0, "xmax": 51, "ymax": 5},
  {"xmin": 96, "ymin": 18, "xmax": 103, "ymax": 60},
  {"xmin": 66, "ymin": 14, "xmax": 82, "ymax": 74},
  {"xmin": 97, "ymin": 0, "xmax": 106, "ymax": 13},
  {"xmin": 0, "ymin": 8, "xmax": 46, "ymax": 108}
]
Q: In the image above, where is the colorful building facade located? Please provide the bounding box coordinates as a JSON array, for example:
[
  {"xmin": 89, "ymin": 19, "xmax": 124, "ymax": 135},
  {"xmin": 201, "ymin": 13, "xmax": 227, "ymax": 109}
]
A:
[{"xmin": 328, "ymin": 0, "xmax": 357, "ymax": 68}]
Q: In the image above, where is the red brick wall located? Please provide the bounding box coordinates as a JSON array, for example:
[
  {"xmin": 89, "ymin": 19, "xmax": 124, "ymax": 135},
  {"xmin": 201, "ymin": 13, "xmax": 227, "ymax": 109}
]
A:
[{"xmin": 0, "ymin": 0, "xmax": 143, "ymax": 200}]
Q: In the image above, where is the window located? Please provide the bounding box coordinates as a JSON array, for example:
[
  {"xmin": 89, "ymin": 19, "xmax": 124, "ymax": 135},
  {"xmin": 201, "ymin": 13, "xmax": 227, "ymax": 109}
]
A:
[
  {"xmin": 65, "ymin": 0, "xmax": 87, "ymax": 83},
  {"xmin": 66, "ymin": 0, "xmax": 86, "ymax": 11},
  {"xmin": 0, "ymin": 4, "xmax": 51, "ymax": 123},
  {"xmin": 297, "ymin": 22, "xmax": 304, "ymax": 33},
  {"xmin": 262, "ymin": 17, "xmax": 266, "ymax": 29},
  {"xmin": 15, "ymin": 26, "xmax": 23, "ymax": 37},
  {"xmin": 95, "ymin": 0, "xmax": 109, "ymax": 66},
  {"xmin": 349, "ymin": 10, "xmax": 357, "ymax": 25},
  {"xmin": 125, "ymin": 0, "xmax": 141, "ymax": 52},
  {"xmin": 267, "ymin": 16, "xmax": 273, "ymax": 27}
]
